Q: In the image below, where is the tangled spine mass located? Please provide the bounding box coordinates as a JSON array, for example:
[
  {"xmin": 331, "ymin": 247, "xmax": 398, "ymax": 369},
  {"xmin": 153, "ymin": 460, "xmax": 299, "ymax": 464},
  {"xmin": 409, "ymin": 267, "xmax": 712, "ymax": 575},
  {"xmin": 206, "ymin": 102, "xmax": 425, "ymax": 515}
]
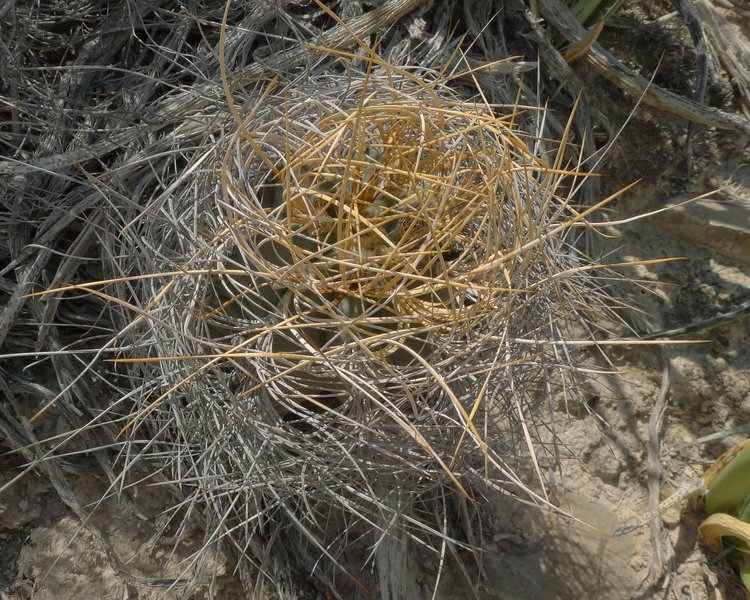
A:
[{"xmin": 98, "ymin": 59, "xmax": 607, "ymax": 581}]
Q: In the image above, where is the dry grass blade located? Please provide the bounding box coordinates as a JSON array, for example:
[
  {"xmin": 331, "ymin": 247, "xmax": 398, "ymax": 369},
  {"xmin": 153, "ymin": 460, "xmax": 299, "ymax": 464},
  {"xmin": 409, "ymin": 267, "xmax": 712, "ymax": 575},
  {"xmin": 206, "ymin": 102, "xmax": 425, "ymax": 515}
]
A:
[{"xmin": 51, "ymin": 45, "xmax": 622, "ymax": 591}]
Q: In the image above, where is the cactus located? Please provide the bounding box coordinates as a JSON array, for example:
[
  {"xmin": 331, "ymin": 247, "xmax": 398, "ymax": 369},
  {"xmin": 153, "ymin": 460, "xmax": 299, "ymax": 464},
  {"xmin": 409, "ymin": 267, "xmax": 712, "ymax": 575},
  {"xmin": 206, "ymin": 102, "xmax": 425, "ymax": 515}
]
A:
[
  {"xmin": 85, "ymin": 49, "xmax": 626, "ymax": 593},
  {"xmin": 14, "ymin": 38, "xmax": 628, "ymax": 599}
]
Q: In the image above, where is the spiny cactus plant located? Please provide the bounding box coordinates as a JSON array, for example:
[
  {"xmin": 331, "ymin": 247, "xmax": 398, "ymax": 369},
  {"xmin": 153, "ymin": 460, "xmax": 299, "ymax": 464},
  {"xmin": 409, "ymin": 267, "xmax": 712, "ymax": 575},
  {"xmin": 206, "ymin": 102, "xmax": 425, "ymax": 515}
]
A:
[
  {"xmin": 28, "ymin": 47, "xmax": 629, "ymax": 595},
  {"xmin": 4, "ymin": 3, "xmax": 642, "ymax": 592}
]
